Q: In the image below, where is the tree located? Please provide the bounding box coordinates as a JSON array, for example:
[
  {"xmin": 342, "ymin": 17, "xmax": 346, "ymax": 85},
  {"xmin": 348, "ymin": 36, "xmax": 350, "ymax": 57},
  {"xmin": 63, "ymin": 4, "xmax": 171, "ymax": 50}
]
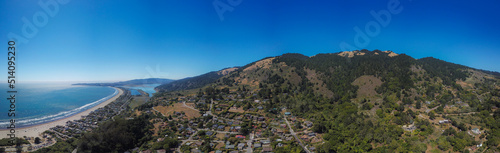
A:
[
  {"xmin": 34, "ymin": 137, "xmax": 41, "ymax": 144},
  {"xmin": 416, "ymin": 101, "xmax": 422, "ymax": 109},
  {"xmin": 429, "ymin": 112, "xmax": 436, "ymax": 120}
]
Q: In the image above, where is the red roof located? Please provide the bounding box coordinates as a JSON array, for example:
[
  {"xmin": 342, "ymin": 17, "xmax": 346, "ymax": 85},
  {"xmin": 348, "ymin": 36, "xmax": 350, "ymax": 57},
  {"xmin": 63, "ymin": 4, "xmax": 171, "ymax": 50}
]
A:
[{"xmin": 235, "ymin": 135, "xmax": 246, "ymax": 138}]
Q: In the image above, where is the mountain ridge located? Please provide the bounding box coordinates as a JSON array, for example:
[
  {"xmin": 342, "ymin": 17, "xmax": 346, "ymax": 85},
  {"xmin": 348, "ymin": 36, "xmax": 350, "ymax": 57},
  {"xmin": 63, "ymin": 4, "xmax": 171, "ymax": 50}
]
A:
[{"xmin": 73, "ymin": 78, "xmax": 175, "ymax": 86}]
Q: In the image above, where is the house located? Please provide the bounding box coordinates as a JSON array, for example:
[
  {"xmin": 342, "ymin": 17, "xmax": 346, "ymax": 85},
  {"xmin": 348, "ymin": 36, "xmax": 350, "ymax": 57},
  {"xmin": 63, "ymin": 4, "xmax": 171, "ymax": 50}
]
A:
[
  {"xmin": 277, "ymin": 143, "xmax": 284, "ymax": 147},
  {"xmin": 262, "ymin": 146, "xmax": 273, "ymax": 152},
  {"xmin": 225, "ymin": 145, "xmax": 235, "ymax": 149},
  {"xmin": 206, "ymin": 131, "xmax": 214, "ymax": 136},
  {"xmin": 257, "ymin": 106, "xmax": 263, "ymax": 110},
  {"xmin": 258, "ymin": 117, "xmax": 266, "ymax": 121},
  {"xmin": 402, "ymin": 124, "xmax": 416, "ymax": 131},
  {"xmin": 229, "ymin": 151, "xmax": 239, "ymax": 153},
  {"xmin": 305, "ymin": 121, "xmax": 313, "ymax": 127},
  {"xmin": 309, "ymin": 147, "xmax": 316, "ymax": 151},
  {"xmin": 254, "ymin": 142, "xmax": 262, "ymax": 148},
  {"xmin": 276, "ymin": 128, "xmax": 284, "ymax": 135},
  {"xmin": 285, "ymin": 112, "xmax": 291, "ymax": 116},
  {"xmin": 261, "ymin": 140, "xmax": 271, "ymax": 144},
  {"xmin": 156, "ymin": 149, "xmax": 166, "ymax": 153},
  {"xmin": 235, "ymin": 135, "xmax": 246, "ymax": 139},
  {"xmin": 280, "ymin": 124, "xmax": 287, "ymax": 128},
  {"xmin": 215, "ymin": 150, "xmax": 222, "ymax": 153},
  {"xmin": 237, "ymin": 143, "xmax": 246, "ymax": 150},
  {"xmin": 439, "ymin": 120, "xmax": 451, "ymax": 124},
  {"xmin": 472, "ymin": 128, "xmax": 481, "ymax": 135},
  {"xmin": 308, "ymin": 132, "xmax": 316, "ymax": 137},
  {"xmin": 300, "ymin": 135, "xmax": 309, "ymax": 140}
]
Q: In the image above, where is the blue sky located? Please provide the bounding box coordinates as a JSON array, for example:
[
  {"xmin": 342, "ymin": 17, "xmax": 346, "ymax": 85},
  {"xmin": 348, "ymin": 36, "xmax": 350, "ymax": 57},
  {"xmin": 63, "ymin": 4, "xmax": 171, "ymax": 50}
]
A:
[{"xmin": 1, "ymin": 0, "xmax": 499, "ymax": 82}]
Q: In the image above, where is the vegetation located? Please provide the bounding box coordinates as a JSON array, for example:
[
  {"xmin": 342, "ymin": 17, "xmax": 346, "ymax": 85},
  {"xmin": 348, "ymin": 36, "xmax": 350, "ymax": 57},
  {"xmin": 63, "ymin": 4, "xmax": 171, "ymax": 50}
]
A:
[
  {"xmin": 77, "ymin": 115, "xmax": 153, "ymax": 153},
  {"xmin": 27, "ymin": 50, "xmax": 500, "ymax": 152},
  {"xmin": 156, "ymin": 68, "xmax": 237, "ymax": 92}
]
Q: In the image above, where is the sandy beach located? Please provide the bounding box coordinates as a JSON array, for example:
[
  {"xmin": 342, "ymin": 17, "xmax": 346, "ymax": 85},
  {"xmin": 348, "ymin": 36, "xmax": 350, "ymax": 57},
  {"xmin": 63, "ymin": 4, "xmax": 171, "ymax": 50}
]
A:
[{"xmin": 0, "ymin": 87, "xmax": 124, "ymax": 139}]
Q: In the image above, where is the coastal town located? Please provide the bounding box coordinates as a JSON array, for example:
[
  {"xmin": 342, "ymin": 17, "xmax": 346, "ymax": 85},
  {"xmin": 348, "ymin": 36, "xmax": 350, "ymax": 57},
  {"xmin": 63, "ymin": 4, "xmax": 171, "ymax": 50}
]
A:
[
  {"xmin": 0, "ymin": 87, "xmax": 133, "ymax": 152},
  {"xmin": 135, "ymin": 89, "xmax": 321, "ymax": 153},
  {"xmin": 0, "ymin": 83, "xmax": 496, "ymax": 153}
]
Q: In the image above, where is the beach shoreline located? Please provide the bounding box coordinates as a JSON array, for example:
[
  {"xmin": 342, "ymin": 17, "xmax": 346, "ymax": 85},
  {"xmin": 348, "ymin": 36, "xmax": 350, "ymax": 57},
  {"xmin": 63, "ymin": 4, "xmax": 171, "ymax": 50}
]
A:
[{"xmin": 0, "ymin": 87, "xmax": 124, "ymax": 139}]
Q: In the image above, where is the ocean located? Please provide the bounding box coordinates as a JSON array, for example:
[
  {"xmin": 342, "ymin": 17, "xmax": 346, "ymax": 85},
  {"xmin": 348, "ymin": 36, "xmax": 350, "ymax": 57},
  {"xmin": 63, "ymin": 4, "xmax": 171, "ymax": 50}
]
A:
[{"xmin": 0, "ymin": 83, "xmax": 117, "ymax": 128}]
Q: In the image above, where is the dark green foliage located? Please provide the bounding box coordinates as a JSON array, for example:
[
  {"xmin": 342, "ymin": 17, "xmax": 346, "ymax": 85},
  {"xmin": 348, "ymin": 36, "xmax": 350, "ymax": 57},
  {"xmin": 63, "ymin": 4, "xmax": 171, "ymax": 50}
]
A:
[
  {"xmin": 151, "ymin": 138, "xmax": 179, "ymax": 150},
  {"xmin": 429, "ymin": 112, "xmax": 436, "ymax": 120},
  {"xmin": 416, "ymin": 101, "xmax": 422, "ymax": 109},
  {"xmin": 417, "ymin": 57, "xmax": 469, "ymax": 86},
  {"xmin": 33, "ymin": 138, "xmax": 78, "ymax": 153},
  {"xmin": 0, "ymin": 137, "xmax": 29, "ymax": 146},
  {"xmin": 34, "ymin": 137, "xmax": 41, "ymax": 144},
  {"xmin": 484, "ymin": 109, "xmax": 500, "ymax": 150},
  {"xmin": 274, "ymin": 51, "xmax": 417, "ymax": 103},
  {"xmin": 77, "ymin": 115, "xmax": 153, "ymax": 153}
]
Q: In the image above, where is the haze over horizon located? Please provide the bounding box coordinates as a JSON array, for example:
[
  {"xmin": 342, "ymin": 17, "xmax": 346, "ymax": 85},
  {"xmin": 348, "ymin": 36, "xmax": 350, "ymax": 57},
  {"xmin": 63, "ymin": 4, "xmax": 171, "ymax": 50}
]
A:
[{"xmin": 1, "ymin": 0, "xmax": 499, "ymax": 82}]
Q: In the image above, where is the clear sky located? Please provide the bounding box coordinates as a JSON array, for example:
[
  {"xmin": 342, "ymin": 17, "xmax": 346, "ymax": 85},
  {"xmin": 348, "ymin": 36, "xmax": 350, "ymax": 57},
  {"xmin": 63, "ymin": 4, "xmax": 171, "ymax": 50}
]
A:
[{"xmin": 1, "ymin": 0, "xmax": 499, "ymax": 82}]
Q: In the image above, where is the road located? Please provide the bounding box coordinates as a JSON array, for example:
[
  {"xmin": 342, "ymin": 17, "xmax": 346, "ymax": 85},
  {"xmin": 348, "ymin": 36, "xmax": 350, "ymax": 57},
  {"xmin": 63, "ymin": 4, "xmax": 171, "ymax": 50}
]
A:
[
  {"xmin": 247, "ymin": 133, "xmax": 254, "ymax": 153},
  {"xmin": 183, "ymin": 101, "xmax": 199, "ymax": 112},
  {"xmin": 425, "ymin": 106, "xmax": 439, "ymax": 113},
  {"xmin": 284, "ymin": 115, "xmax": 311, "ymax": 153}
]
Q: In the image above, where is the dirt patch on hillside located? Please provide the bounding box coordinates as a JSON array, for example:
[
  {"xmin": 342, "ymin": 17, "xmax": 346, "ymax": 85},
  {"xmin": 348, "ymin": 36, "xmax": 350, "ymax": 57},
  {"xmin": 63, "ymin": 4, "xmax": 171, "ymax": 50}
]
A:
[
  {"xmin": 153, "ymin": 103, "xmax": 200, "ymax": 119},
  {"xmin": 456, "ymin": 80, "xmax": 473, "ymax": 89},
  {"xmin": 244, "ymin": 57, "xmax": 275, "ymax": 72},
  {"xmin": 218, "ymin": 67, "xmax": 238, "ymax": 75},
  {"xmin": 382, "ymin": 51, "xmax": 399, "ymax": 57},
  {"xmin": 338, "ymin": 51, "xmax": 366, "ymax": 58},
  {"xmin": 352, "ymin": 75, "xmax": 383, "ymax": 97}
]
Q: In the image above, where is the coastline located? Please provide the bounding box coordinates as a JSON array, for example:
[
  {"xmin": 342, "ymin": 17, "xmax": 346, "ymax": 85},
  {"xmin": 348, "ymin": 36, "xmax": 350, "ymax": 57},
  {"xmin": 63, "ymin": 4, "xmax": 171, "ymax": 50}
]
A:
[{"xmin": 0, "ymin": 87, "xmax": 124, "ymax": 139}]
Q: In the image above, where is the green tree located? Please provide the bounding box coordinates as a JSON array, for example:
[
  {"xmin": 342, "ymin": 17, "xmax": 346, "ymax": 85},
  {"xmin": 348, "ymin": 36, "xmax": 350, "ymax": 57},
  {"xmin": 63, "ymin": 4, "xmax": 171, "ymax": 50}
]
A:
[
  {"xmin": 34, "ymin": 137, "xmax": 41, "ymax": 144},
  {"xmin": 429, "ymin": 112, "xmax": 436, "ymax": 120},
  {"xmin": 416, "ymin": 101, "xmax": 421, "ymax": 109}
]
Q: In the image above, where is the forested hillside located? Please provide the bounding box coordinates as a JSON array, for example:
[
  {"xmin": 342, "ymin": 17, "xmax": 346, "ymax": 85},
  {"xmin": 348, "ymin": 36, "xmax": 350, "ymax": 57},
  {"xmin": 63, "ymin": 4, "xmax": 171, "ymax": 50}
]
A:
[
  {"xmin": 38, "ymin": 50, "xmax": 500, "ymax": 153},
  {"xmin": 197, "ymin": 49, "xmax": 500, "ymax": 152}
]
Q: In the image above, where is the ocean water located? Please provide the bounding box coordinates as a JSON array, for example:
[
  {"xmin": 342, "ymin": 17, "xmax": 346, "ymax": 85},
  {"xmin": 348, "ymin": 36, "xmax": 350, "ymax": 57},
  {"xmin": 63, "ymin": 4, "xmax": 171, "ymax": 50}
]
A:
[
  {"xmin": 121, "ymin": 84, "xmax": 159, "ymax": 97},
  {"xmin": 0, "ymin": 83, "xmax": 117, "ymax": 128}
]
